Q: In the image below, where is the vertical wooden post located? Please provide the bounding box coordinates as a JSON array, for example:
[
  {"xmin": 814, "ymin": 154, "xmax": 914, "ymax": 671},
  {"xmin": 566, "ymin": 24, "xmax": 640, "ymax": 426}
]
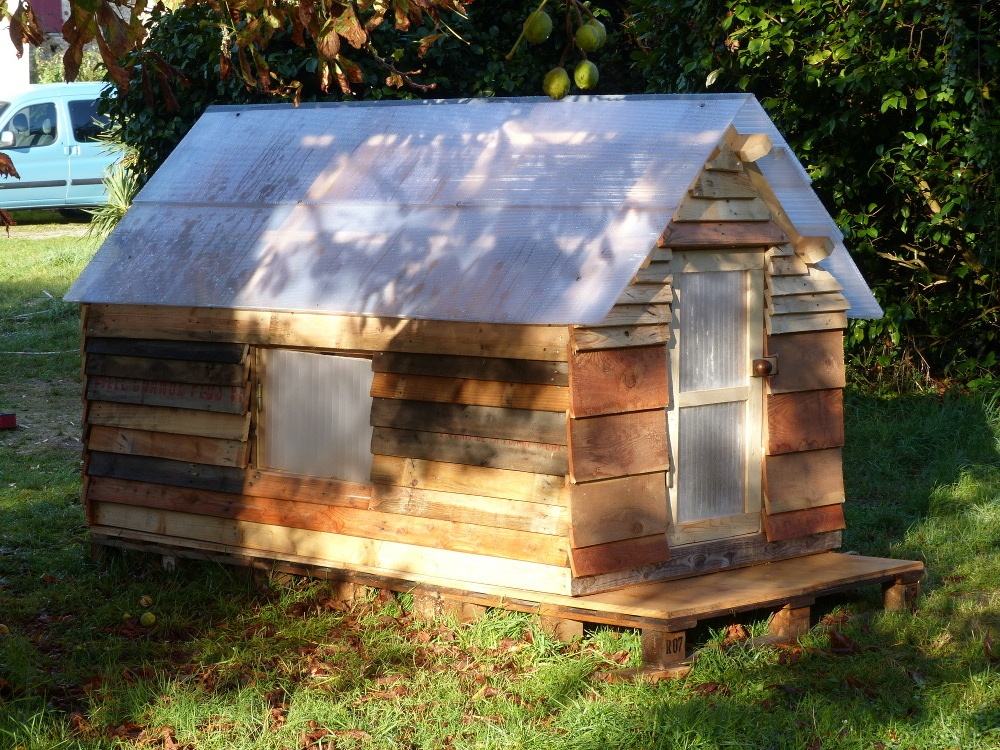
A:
[
  {"xmin": 641, "ymin": 629, "xmax": 687, "ymax": 669},
  {"xmin": 769, "ymin": 604, "xmax": 812, "ymax": 640},
  {"xmin": 883, "ymin": 579, "xmax": 921, "ymax": 611},
  {"xmin": 540, "ymin": 616, "xmax": 584, "ymax": 642}
]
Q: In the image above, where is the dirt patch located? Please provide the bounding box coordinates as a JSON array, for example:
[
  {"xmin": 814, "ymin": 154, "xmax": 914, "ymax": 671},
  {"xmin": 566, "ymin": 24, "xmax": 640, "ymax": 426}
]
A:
[{"xmin": 2, "ymin": 378, "xmax": 84, "ymax": 463}]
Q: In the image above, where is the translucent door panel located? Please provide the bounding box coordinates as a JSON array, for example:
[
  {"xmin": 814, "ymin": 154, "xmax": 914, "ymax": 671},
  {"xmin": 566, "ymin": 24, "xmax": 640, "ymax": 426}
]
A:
[
  {"xmin": 262, "ymin": 349, "xmax": 374, "ymax": 482},
  {"xmin": 668, "ymin": 251, "xmax": 764, "ymax": 545}
]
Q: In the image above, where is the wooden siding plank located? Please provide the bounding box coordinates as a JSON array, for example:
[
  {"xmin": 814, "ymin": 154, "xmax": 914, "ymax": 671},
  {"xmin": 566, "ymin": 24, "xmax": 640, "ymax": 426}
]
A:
[
  {"xmin": 673, "ymin": 197, "xmax": 772, "ymax": 223},
  {"xmin": 571, "ymin": 325, "xmax": 671, "ymax": 352},
  {"xmin": 371, "ymin": 427, "xmax": 568, "ymax": 476},
  {"xmin": 88, "ymin": 402, "xmax": 251, "ymax": 440},
  {"xmin": 370, "ymin": 399, "xmax": 567, "ymax": 445},
  {"xmin": 768, "ymin": 272, "xmax": 843, "ymax": 296},
  {"xmin": 764, "ymin": 448, "xmax": 846, "ymax": 514},
  {"xmin": 767, "ymin": 389, "xmax": 845, "ymax": 455},
  {"xmin": 570, "ymin": 531, "xmax": 842, "ymax": 595},
  {"xmin": 85, "ymin": 337, "xmax": 249, "ymax": 363},
  {"xmin": 369, "ymin": 455, "xmax": 567, "ymax": 506},
  {"xmin": 87, "ymin": 452, "xmax": 246, "ymax": 493},
  {"xmin": 82, "ymin": 305, "xmax": 570, "ymax": 362},
  {"xmin": 372, "ymin": 352, "xmax": 568, "ymax": 386},
  {"xmin": 633, "ymin": 262, "xmax": 672, "ymax": 284},
  {"xmin": 243, "ymin": 469, "xmax": 372, "ymax": 508},
  {"xmin": 87, "ymin": 376, "xmax": 249, "ymax": 414},
  {"xmin": 568, "ymin": 410, "xmax": 670, "ymax": 482},
  {"xmin": 87, "ymin": 425, "xmax": 249, "ymax": 468},
  {"xmin": 569, "ymin": 346, "xmax": 669, "ymax": 418},
  {"xmin": 658, "ymin": 221, "xmax": 788, "ymax": 248},
  {"xmin": 689, "ymin": 169, "xmax": 758, "ymax": 199},
  {"xmin": 615, "ymin": 283, "xmax": 672, "ymax": 305},
  {"xmin": 569, "ymin": 473, "xmax": 668, "ymax": 548},
  {"xmin": 768, "ymin": 255, "xmax": 809, "ymax": 276},
  {"xmin": 370, "ymin": 373, "xmax": 568, "ymax": 412},
  {"xmin": 369, "ymin": 483, "xmax": 567, "ymax": 536},
  {"xmin": 85, "ymin": 354, "xmax": 249, "ymax": 387},
  {"xmin": 766, "ymin": 331, "xmax": 846, "ymax": 394},
  {"xmin": 92, "ymin": 503, "xmax": 574, "ymax": 594},
  {"xmin": 88, "ymin": 479, "xmax": 568, "ymax": 567},
  {"xmin": 763, "ymin": 504, "xmax": 846, "ymax": 543},
  {"xmin": 767, "ymin": 311, "xmax": 848, "ymax": 335},
  {"xmin": 594, "ymin": 304, "xmax": 671, "ymax": 328},
  {"xmin": 569, "ymin": 534, "xmax": 671, "ymax": 577},
  {"xmin": 768, "ymin": 293, "xmax": 850, "ymax": 316}
]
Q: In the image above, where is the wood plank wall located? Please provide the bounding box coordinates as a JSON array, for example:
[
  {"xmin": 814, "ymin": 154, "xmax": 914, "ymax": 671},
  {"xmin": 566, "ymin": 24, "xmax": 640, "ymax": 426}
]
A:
[{"xmin": 81, "ymin": 308, "xmax": 578, "ymax": 595}]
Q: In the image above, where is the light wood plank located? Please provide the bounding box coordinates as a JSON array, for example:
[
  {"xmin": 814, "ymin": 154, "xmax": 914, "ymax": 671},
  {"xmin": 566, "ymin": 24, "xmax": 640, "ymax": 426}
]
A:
[
  {"xmin": 767, "ymin": 311, "xmax": 848, "ymax": 335},
  {"xmin": 672, "ymin": 251, "xmax": 765, "ymax": 273},
  {"xmin": 594, "ymin": 304, "xmax": 671, "ymax": 328},
  {"xmin": 768, "ymin": 255, "xmax": 809, "ymax": 276},
  {"xmin": 87, "ymin": 425, "xmax": 248, "ymax": 468},
  {"xmin": 370, "ymin": 483, "xmax": 567, "ymax": 536},
  {"xmin": 370, "ymin": 372, "xmax": 568, "ymax": 412},
  {"xmin": 243, "ymin": 469, "xmax": 372, "ymax": 508},
  {"xmin": 370, "ymin": 399, "xmax": 567, "ymax": 445},
  {"xmin": 90, "ymin": 478, "xmax": 567, "ymax": 566},
  {"xmin": 766, "ymin": 330, "xmax": 845, "ymax": 394},
  {"xmin": 730, "ymin": 133, "xmax": 772, "ymax": 163},
  {"xmin": 633, "ymin": 262, "xmax": 672, "ymax": 284},
  {"xmin": 768, "ymin": 271, "xmax": 844, "ymax": 296},
  {"xmin": 87, "ymin": 376, "xmax": 248, "ymax": 414},
  {"xmin": 666, "ymin": 512, "xmax": 762, "ymax": 547},
  {"xmin": 93, "ymin": 503, "xmax": 574, "ymax": 594},
  {"xmin": 763, "ymin": 504, "xmax": 846, "ymax": 543},
  {"xmin": 569, "ymin": 534, "xmax": 671, "ymax": 577},
  {"xmin": 704, "ymin": 149, "xmax": 743, "ymax": 172},
  {"xmin": 571, "ymin": 325, "xmax": 671, "ymax": 352},
  {"xmin": 615, "ymin": 283, "xmax": 673, "ymax": 305},
  {"xmin": 689, "ymin": 169, "xmax": 758, "ymax": 199},
  {"xmin": 369, "ymin": 455, "xmax": 567, "ymax": 506},
  {"xmin": 673, "ymin": 197, "xmax": 772, "ymax": 223},
  {"xmin": 569, "ymin": 346, "xmax": 669, "ymax": 418},
  {"xmin": 768, "ymin": 293, "xmax": 850, "ymax": 316},
  {"xmin": 371, "ymin": 427, "xmax": 568, "ymax": 476},
  {"xmin": 87, "ymin": 402, "xmax": 251, "ymax": 440},
  {"xmin": 83, "ymin": 305, "xmax": 570, "ymax": 362},
  {"xmin": 85, "ymin": 337, "xmax": 249, "ymax": 363},
  {"xmin": 568, "ymin": 410, "xmax": 669, "ymax": 482},
  {"xmin": 764, "ymin": 448, "xmax": 846, "ymax": 514},
  {"xmin": 767, "ymin": 389, "xmax": 845, "ymax": 455},
  {"xmin": 372, "ymin": 352, "xmax": 568, "ymax": 386},
  {"xmin": 569, "ymin": 473, "xmax": 668, "ymax": 548},
  {"xmin": 794, "ymin": 235, "xmax": 835, "ymax": 263},
  {"xmin": 85, "ymin": 354, "xmax": 249, "ymax": 386}
]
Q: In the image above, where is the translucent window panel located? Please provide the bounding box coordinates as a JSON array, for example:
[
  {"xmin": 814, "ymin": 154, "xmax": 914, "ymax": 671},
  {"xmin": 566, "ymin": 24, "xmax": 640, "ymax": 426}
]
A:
[
  {"xmin": 262, "ymin": 350, "xmax": 374, "ymax": 482},
  {"xmin": 677, "ymin": 271, "xmax": 747, "ymax": 392},
  {"xmin": 676, "ymin": 402, "xmax": 746, "ymax": 523}
]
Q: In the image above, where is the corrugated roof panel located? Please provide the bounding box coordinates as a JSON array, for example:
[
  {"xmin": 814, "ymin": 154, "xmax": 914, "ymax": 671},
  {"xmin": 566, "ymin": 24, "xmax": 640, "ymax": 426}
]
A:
[{"xmin": 66, "ymin": 95, "xmax": 880, "ymax": 322}]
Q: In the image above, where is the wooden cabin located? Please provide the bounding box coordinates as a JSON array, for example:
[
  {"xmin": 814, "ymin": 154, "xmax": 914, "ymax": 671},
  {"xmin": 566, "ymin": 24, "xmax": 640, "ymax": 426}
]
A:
[{"xmin": 66, "ymin": 96, "xmax": 919, "ymax": 617}]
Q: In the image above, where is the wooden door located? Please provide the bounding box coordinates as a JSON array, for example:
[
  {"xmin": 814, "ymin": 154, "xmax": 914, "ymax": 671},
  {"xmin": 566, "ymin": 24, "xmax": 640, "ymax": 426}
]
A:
[{"xmin": 667, "ymin": 250, "xmax": 764, "ymax": 546}]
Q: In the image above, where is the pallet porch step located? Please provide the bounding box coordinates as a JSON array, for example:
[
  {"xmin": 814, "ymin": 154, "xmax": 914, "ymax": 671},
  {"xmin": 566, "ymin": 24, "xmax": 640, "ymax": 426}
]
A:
[{"xmin": 89, "ymin": 531, "xmax": 923, "ymax": 679}]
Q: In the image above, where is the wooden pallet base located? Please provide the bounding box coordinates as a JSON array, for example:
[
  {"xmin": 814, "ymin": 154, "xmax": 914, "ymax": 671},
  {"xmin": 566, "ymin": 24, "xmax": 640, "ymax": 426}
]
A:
[{"xmin": 90, "ymin": 531, "xmax": 923, "ymax": 679}]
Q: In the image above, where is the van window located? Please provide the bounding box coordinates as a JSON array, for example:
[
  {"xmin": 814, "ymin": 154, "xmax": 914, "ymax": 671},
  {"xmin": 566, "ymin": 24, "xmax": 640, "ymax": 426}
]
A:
[
  {"xmin": 68, "ymin": 99, "xmax": 108, "ymax": 143},
  {"xmin": 0, "ymin": 103, "xmax": 58, "ymax": 149}
]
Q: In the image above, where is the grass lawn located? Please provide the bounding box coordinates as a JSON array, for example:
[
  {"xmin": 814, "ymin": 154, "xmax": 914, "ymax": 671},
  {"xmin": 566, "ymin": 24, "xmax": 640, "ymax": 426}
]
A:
[{"xmin": 1, "ymin": 215, "xmax": 999, "ymax": 749}]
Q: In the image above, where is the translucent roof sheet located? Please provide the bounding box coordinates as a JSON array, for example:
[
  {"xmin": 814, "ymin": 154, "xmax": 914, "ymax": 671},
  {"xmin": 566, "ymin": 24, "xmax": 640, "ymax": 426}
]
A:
[{"xmin": 66, "ymin": 95, "xmax": 880, "ymax": 322}]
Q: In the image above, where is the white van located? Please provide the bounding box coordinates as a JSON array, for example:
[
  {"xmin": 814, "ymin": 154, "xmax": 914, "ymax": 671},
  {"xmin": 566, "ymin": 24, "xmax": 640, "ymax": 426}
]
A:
[{"xmin": 0, "ymin": 82, "xmax": 117, "ymax": 210}]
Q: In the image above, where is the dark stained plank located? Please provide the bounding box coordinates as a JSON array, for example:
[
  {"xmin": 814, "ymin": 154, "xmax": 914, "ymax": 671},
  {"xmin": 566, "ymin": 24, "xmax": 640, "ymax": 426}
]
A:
[
  {"xmin": 766, "ymin": 330, "xmax": 846, "ymax": 394},
  {"xmin": 87, "ymin": 451, "xmax": 245, "ymax": 494},
  {"xmin": 85, "ymin": 337, "xmax": 248, "ymax": 363},
  {"xmin": 569, "ymin": 534, "xmax": 671, "ymax": 577},
  {"xmin": 87, "ymin": 375, "xmax": 248, "ymax": 414},
  {"xmin": 373, "ymin": 352, "xmax": 568, "ymax": 386},
  {"xmin": 85, "ymin": 354, "xmax": 249, "ymax": 387},
  {"xmin": 763, "ymin": 504, "xmax": 846, "ymax": 543},
  {"xmin": 370, "ymin": 399, "xmax": 567, "ymax": 445},
  {"xmin": 569, "ymin": 345, "xmax": 669, "ymax": 418},
  {"xmin": 568, "ymin": 410, "xmax": 669, "ymax": 482},
  {"xmin": 659, "ymin": 220, "xmax": 788, "ymax": 248},
  {"xmin": 766, "ymin": 389, "xmax": 845, "ymax": 455}
]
